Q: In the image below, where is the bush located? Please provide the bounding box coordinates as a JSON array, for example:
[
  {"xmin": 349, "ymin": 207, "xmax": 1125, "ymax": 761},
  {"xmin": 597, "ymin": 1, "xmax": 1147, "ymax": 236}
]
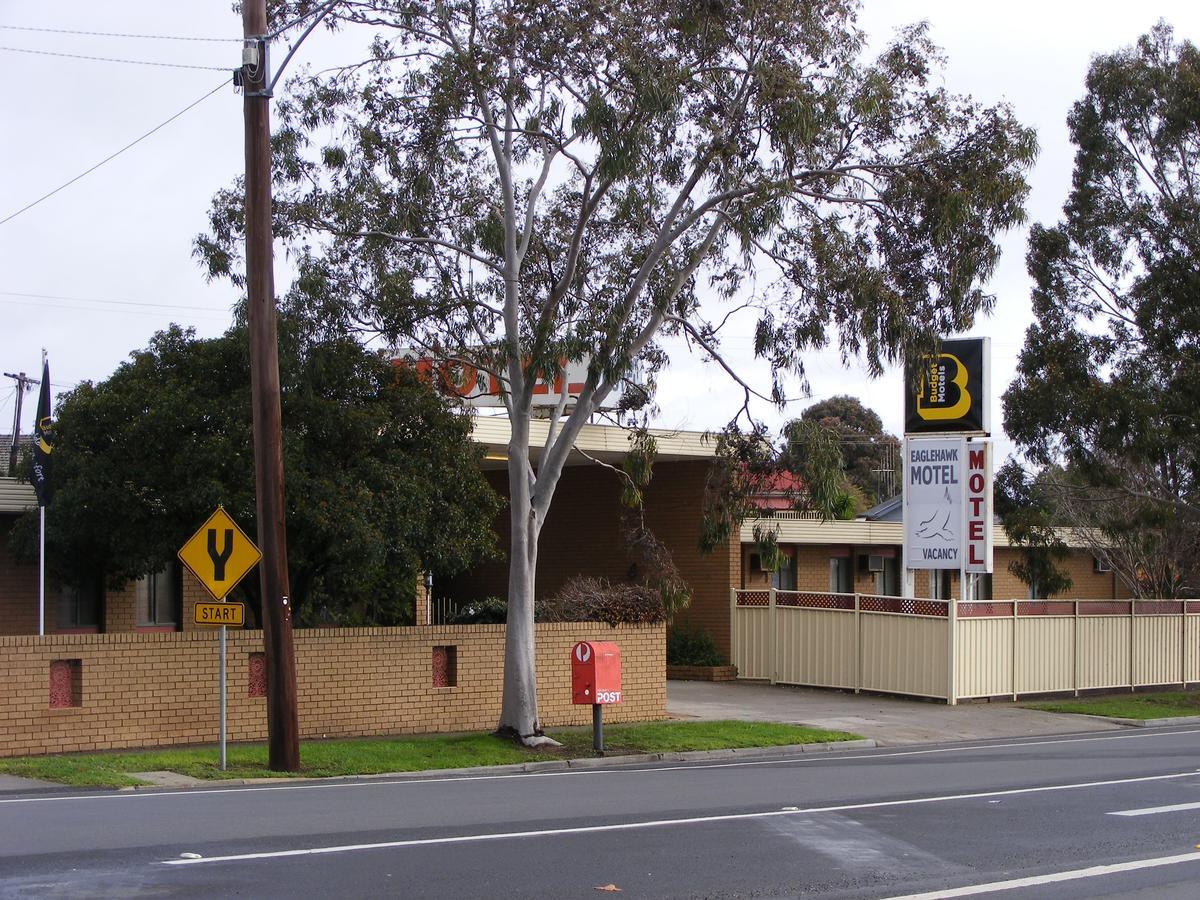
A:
[
  {"xmin": 446, "ymin": 596, "xmax": 507, "ymax": 624},
  {"xmin": 667, "ymin": 625, "xmax": 724, "ymax": 667},
  {"xmin": 537, "ymin": 576, "xmax": 666, "ymax": 626}
]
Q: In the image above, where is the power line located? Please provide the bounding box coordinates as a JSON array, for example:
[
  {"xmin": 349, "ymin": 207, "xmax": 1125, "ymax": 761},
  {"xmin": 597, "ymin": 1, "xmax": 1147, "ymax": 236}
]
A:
[
  {"xmin": 0, "ymin": 78, "xmax": 230, "ymax": 228},
  {"xmin": 0, "ymin": 24, "xmax": 240, "ymax": 42},
  {"xmin": 0, "ymin": 45, "xmax": 229, "ymax": 71},
  {"xmin": 0, "ymin": 291, "xmax": 221, "ymax": 313}
]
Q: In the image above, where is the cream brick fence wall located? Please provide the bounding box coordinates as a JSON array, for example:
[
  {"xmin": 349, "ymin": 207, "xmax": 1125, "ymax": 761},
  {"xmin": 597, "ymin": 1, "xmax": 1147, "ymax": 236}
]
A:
[
  {"xmin": 731, "ymin": 590, "xmax": 1200, "ymax": 703},
  {"xmin": 0, "ymin": 622, "xmax": 665, "ymax": 758}
]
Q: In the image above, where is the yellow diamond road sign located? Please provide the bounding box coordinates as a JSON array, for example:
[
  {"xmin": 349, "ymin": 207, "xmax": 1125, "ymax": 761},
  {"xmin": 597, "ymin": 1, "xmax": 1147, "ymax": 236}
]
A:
[{"xmin": 178, "ymin": 507, "xmax": 261, "ymax": 601}]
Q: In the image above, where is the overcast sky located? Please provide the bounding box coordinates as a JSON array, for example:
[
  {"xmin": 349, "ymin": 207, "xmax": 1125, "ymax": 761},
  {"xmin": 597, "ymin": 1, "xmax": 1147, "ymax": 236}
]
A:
[{"xmin": 2, "ymin": 1, "xmax": 1199, "ymax": 466}]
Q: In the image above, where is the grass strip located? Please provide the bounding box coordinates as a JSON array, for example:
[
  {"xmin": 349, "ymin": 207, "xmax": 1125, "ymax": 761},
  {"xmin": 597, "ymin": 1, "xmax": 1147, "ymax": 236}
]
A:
[
  {"xmin": 0, "ymin": 720, "xmax": 859, "ymax": 789},
  {"xmin": 1024, "ymin": 691, "xmax": 1200, "ymax": 720}
]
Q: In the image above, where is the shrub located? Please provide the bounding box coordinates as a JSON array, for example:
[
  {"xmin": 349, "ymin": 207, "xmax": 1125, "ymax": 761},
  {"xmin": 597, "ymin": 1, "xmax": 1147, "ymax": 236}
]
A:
[
  {"xmin": 446, "ymin": 596, "xmax": 507, "ymax": 624},
  {"xmin": 537, "ymin": 576, "xmax": 666, "ymax": 626},
  {"xmin": 666, "ymin": 625, "xmax": 724, "ymax": 667}
]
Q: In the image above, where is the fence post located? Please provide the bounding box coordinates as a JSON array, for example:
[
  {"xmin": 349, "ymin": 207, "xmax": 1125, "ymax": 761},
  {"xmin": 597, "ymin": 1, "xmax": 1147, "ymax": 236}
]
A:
[
  {"xmin": 1073, "ymin": 599, "xmax": 1080, "ymax": 698},
  {"xmin": 1011, "ymin": 598, "xmax": 1018, "ymax": 702},
  {"xmin": 1181, "ymin": 600, "xmax": 1187, "ymax": 689},
  {"xmin": 729, "ymin": 588, "xmax": 737, "ymax": 677},
  {"xmin": 1129, "ymin": 597, "xmax": 1136, "ymax": 693},
  {"xmin": 768, "ymin": 586, "xmax": 777, "ymax": 686},
  {"xmin": 947, "ymin": 587, "xmax": 958, "ymax": 706},
  {"xmin": 854, "ymin": 592, "xmax": 862, "ymax": 694}
]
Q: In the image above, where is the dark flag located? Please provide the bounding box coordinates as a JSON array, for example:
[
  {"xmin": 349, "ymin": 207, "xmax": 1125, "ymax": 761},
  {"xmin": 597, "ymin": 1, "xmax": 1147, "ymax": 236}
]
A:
[{"xmin": 31, "ymin": 359, "xmax": 52, "ymax": 506}]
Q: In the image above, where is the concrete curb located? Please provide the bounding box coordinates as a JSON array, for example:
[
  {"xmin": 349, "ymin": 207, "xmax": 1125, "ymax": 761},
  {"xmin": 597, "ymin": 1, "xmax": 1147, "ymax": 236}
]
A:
[
  {"xmin": 1095, "ymin": 714, "xmax": 1200, "ymax": 728},
  {"xmin": 125, "ymin": 738, "xmax": 877, "ymax": 790}
]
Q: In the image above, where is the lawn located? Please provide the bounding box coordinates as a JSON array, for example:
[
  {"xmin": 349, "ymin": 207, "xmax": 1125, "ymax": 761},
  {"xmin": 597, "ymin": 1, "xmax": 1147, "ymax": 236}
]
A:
[
  {"xmin": 0, "ymin": 720, "xmax": 859, "ymax": 789},
  {"xmin": 1024, "ymin": 691, "xmax": 1200, "ymax": 720}
]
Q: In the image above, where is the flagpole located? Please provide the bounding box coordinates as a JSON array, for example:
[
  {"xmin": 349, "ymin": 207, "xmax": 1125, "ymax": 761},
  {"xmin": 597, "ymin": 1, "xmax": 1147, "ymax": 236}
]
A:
[
  {"xmin": 38, "ymin": 505, "xmax": 45, "ymax": 636},
  {"xmin": 37, "ymin": 348, "xmax": 46, "ymax": 637}
]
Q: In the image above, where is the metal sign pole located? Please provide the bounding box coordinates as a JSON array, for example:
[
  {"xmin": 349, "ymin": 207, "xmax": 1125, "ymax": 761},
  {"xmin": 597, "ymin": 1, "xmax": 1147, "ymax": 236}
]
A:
[
  {"xmin": 219, "ymin": 623, "xmax": 228, "ymax": 770},
  {"xmin": 592, "ymin": 703, "xmax": 604, "ymax": 754}
]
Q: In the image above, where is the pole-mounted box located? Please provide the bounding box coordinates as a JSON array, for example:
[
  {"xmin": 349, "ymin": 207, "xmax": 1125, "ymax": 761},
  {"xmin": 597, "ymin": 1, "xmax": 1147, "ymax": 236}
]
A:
[{"xmin": 571, "ymin": 641, "xmax": 622, "ymax": 705}]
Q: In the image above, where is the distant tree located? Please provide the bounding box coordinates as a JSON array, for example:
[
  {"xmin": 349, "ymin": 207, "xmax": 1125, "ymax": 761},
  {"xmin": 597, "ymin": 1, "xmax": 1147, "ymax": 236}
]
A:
[
  {"xmin": 994, "ymin": 460, "xmax": 1074, "ymax": 598},
  {"xmin": 200, "ymin": 0, "xmax": 1035, "ymax": 741},
  {"xmin": 1003, "ymin": 23, "xmax": 1200, "ymax": 597},
  {"xmin": 782, "ymin": 395, "xmax": 900, "ymax": 505},
  {"xmin": 11, "ymin": 318, "xmax": 500, "ymax": 624}
]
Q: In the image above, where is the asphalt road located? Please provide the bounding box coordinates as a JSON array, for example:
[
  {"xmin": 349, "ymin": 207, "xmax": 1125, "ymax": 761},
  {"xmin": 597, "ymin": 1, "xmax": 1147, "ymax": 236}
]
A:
[{"xmin": 2, "ymin": 727, "xmax": 1200, "ymax": 898}]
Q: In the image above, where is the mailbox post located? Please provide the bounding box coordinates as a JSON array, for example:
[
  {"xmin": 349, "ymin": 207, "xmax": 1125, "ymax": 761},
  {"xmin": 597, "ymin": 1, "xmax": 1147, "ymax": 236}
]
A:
[{"xmin": 571, "ymin": 641, "xmax": 622, "ymax": 753}]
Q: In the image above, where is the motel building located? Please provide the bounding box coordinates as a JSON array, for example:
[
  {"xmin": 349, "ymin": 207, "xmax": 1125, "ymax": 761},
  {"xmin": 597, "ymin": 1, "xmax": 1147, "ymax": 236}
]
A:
[
  {"xmin": 5, "ymin": 413, "xmax": 1189, "ymax": 729},
  {"xmin": 4, "ymin": 417, "xmax": 1129, "ymax": 653}
]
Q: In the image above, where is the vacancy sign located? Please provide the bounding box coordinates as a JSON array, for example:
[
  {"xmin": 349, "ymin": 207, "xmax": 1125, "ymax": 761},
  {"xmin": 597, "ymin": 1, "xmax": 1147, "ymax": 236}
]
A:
[
  {"xmin": 964, "ymin": 441, "xmax": 994, "ymax": 573},
  {"xmin": 904, "ymin": 437, "xmax": 964, "ymax": 570},
  {"xmin": 178, "ymin": 507, "xmax": 262, "ymax": 600}
]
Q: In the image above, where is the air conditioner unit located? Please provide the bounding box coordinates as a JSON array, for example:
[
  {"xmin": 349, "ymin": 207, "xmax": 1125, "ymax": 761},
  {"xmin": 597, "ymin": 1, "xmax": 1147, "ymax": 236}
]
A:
[
  {"xmin": 858, "ymin": 553, "xmax": 885, "ymax": 573},
  {"xmin": 1093, "ymin": 556, "xmax": 1112, "ymax": 574}
]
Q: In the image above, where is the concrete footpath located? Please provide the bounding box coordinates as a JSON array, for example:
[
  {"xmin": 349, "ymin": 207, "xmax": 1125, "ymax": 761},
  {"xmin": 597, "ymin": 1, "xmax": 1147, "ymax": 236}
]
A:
[{"xmin": 667, "ymin": 678, "xmax": 1125, "ymax": 745}]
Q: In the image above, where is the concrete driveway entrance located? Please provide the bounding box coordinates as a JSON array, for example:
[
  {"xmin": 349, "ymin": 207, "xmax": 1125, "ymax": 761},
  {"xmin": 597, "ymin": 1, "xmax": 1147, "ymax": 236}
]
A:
[{"xmin": 667, "ymin": 679, "xmax": 1125, "ymax": 745}]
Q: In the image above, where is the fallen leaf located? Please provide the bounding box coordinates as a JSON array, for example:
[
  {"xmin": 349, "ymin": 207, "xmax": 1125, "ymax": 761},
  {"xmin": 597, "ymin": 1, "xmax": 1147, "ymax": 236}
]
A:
[{"xmin": 594, "ymin": 885, "xmax": 622, "ymax": 893}]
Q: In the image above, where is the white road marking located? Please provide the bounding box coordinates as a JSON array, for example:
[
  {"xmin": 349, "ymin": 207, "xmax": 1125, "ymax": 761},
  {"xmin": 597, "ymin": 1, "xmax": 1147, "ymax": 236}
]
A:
[
  {"xmin": 4, "ymin": 727, "xmax": 1198, "ymax": 806},
  {"xmin": 1110, "ymin": 800, "xmax": 1200, "ymax": 817},
  {"xmin": 160, "ymin": 770, "xmax": 1199, "ymax": 866},
  {"xmin": 879, "ymin": 850, "xmax": 1200, "ymax": 899}
]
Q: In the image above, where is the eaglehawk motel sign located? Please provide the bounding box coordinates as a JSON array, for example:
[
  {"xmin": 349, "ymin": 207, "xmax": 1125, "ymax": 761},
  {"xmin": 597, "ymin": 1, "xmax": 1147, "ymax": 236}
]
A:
[{"xmin": 902, "ymin": 339, "xmax": 993, "ymax": 705}]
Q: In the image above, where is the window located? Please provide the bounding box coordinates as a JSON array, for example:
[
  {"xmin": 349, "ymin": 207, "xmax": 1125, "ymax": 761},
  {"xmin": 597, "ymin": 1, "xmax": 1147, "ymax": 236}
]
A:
[
  {"xmin": 875, "ymin": 557, "xmax": 901, "ymax": 597},
  {"xmin": 770, "ymin": 552, "xmax": 796, "ymax": 591},
  {"xmin": 135, "ymin": 562, "xmax": 181, "ymax": 629},
  {"xmin": 972, "ymin": 574, "xmax": 994, "ymax": 602},
  {"xmin": 56, "ymin": 580, "xmax": 101, "ymax": 632},
  {"xmin": 829, "ymin": 556, "xmax": 853, "ymax": 593},
  {"xmin": 929, "ymin": 569, "xmax": 952, "ymax": 600}
]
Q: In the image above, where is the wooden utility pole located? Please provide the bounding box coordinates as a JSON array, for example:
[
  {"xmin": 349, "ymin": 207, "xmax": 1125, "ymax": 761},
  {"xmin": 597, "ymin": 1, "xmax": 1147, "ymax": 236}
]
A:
[
  {"xmin": 242, "ymin": 0, "xmax": 299, "ymax": 771},
  {"xmin": 3, "ymin": 371, "xmax": 32, "ymax": 475}
]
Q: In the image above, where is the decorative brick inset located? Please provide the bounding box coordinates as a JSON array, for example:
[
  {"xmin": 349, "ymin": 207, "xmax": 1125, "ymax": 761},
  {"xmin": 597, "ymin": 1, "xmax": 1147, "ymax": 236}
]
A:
[
  {"xmin": 49, "ymin": 659, "xmax": 82, "ymax": 708},
  {"xmin": 432, "ymin": 645, "xmax": 457, "ymax": 687},
  {"xmin": 248, "ymin": 652, "xmax": 267, "ymax": 698}
]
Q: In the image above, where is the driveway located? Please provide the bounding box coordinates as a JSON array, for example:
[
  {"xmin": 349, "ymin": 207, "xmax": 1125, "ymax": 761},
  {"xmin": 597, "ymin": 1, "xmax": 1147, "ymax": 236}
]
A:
[{"xmin": 667, "ymin": 679, "xmax": 1125, "ymax": 745}]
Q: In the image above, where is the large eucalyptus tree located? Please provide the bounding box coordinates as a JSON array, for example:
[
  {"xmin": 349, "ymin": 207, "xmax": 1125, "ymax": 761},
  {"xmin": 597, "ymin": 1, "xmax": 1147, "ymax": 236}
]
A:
[{"xmin": 200, "ymin": 0, "xmax": 1035, "ymax": 743}]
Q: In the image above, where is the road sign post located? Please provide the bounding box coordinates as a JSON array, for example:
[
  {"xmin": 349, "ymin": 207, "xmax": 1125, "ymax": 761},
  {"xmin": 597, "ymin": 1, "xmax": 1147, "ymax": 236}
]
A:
[{"xmin": 178, "ymin": 507, "xmax": 261, "ymax": 771}]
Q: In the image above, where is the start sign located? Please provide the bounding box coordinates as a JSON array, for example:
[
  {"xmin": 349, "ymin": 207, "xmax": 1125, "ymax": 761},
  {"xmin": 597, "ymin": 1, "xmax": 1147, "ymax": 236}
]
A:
[
  {"xmin": 571, "ymin": 641, "xmax": 622, "ymax": 705},
  {"xmin": 194, "ymin": 601, "xmax": 245, "ymax": 628}
]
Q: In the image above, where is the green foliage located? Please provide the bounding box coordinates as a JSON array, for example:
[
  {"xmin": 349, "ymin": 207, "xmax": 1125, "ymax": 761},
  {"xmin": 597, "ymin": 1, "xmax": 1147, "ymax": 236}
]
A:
[
  {"xmin": 666, "ymin": 624, "xmax": 724, "ymax": 667},
  {"xmin": 994, "ymin": 461, "xmax": 1074, "ymax": 598},
  {"xmin": 784, "ymin": 396, "xmax": 901, "ymax": 505},
  {"xmin": 537, "ymin": 576, "xmax": 666, "ymax": 626},
  {"xmin": 446, "ymin": 596, "xmax": 508, "ymax": 624},
  {"xmin": 1003, "ymin": 23, "xmax": 1200, "ymax": 597},
  {"xmin": 11, "ymin": 319, "xmax": 500, "ymax": 625}
]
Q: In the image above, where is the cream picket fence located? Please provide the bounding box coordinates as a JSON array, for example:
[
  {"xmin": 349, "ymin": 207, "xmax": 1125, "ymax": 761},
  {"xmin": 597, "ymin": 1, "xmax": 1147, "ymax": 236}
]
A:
[{"xmin": 730, "ymin": 591, "xmax": 1200, "ymax": 703}]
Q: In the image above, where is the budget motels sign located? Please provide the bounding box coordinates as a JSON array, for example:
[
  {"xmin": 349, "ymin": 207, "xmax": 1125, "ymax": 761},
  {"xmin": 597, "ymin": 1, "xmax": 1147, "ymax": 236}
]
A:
[{"xmin": 904, "ymin": 338, "xmax": 991, "ymax": 435}]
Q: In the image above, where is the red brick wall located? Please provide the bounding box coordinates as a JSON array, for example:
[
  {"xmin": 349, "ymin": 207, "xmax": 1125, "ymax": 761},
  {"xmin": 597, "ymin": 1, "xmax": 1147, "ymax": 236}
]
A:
[{"xmin": 0, "ymin": 622, "xmax": 665, "ymax": 758}]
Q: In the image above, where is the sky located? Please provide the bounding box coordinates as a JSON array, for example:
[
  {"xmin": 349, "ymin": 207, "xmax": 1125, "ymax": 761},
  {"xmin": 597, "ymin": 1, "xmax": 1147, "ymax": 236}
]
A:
[{"xmin": 2, "ymin": 1, "xmax": 1199, "ymax": 467}]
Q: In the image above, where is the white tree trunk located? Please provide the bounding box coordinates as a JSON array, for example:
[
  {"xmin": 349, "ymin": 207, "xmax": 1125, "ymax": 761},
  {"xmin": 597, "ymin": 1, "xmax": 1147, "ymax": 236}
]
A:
[{"xmin": 498, "ymin": 424, "xmax": 555, "ymax": 743}]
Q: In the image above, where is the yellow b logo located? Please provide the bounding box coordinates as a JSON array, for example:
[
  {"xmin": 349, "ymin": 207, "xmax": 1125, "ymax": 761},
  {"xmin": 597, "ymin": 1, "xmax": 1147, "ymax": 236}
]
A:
[{"xmin": 916, "ymin": 353, "xmax": 971, "ymax": 421}]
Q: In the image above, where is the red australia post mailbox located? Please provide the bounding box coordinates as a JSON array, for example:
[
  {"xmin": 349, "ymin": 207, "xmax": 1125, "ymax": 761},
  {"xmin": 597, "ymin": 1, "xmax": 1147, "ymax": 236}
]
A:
[{"xmin": 571, "ymin": 641, "xmax": 622, "ymax": 705}]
